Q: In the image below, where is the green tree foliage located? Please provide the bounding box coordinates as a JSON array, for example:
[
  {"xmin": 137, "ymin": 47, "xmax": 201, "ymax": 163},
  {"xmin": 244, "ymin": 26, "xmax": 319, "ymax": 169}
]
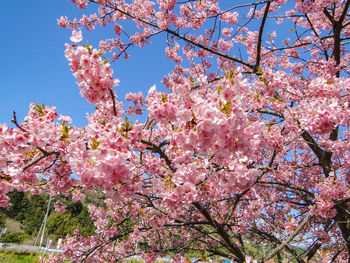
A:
[
  {"xmin": 1, "ymin": 190, "xmax": 50, "ymax": 235},
  {"xmin": 0, "ymin": 233, "xmax": 30, "ymax": 244},
  {"xmin": 47, "ymin": 205, "xmax": 95, "ymax": 238},
  {"xmin": 0, "ymin": 214, "xmax": 4, "ymax": 228},
  {"xmin": 24, "ymin": 194, "xmax": 49, "ymax": 235},
  {"xmin": 1, "ymin": 190, "xmax": 95, "ymax": 240},
  {"xmin": 76, "ymin": 206, "xmax": 95, "ymax": 235},
  {"xmin": 2, "ymin": 190, "xmax": 29, "ymax": 222}
]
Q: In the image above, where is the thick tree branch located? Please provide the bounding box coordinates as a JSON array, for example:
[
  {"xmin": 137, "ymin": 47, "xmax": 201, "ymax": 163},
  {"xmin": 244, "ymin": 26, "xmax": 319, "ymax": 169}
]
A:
[
  {"xmin": 261, "ymin": 215, "xmax": 313, "ymax": 262},
  {"xmin": 300, "ymin": 130, "xmax": 333, "ymax": 177},
  {"xmin": 339, "ymin": 0, "xmax": 350, "ymax": 25},
  {"xmin": 108, "ymin": 88, "xmax": 117, "ymax": 117},
  {"xmin": 251, "ymin": 227, "xmax": 304, "ymax": 263},
  {"xmin": 22, "ymin": 150, "xmax": 60, "ymax": 172},
  {"xmin": 140, "ymin": 139, "xmax": 175, "ymax": 172},
  {"xmin": 257, "ymin": 109, "xmax": 284, "ymax": 118},
  {"xmin": 193, "ymin": 202, "xmax": 246, "ymax": 263},
  {"xmin": 255, "ymin": 0, "xmax": 271, "ymax": 69}
]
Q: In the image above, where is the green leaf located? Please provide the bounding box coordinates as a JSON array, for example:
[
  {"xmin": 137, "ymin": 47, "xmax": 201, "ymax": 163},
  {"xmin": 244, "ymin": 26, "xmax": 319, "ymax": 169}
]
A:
[
  {"xmin": 90, "ymin": 138, "xmax": 100, "ymax": 150},
  {"xmin": 225, "ymin": 69, "xmax": 234, "ymax": 80},
  {"xmin": 85, "ymin": 41, "xmax": 92, "ymax": 54},
  {"xmin": 220, "ymin": 100, "xmax": 232, "ymax": 117},
  {"xmin": 119, "ymin": 115, "xmax": 133, "ymax": 138},
  {"xmin": 216, "ymin": 85, "xmax": 223, "ymax": 94},
  {"xmin": 60, "ymin": 123, "xmax": 72, "ymax": 140},
  {"xmin": 161, "ymin": 94, "xmax": 168, "ymax": 103},
  {"xmin": 33, "ymin": 102, "xmax": 45, "ymax": 116}
]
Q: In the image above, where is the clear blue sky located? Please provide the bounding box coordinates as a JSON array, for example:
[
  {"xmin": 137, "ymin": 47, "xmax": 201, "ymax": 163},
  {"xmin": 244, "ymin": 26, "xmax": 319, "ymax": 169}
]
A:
[
  {"xmin": 0, "ymin": 0, "xmax": 171, "ymax": 127},
  {"xmin": 0, "ymin": 1, "xmax": 294, "ymax": 127}
]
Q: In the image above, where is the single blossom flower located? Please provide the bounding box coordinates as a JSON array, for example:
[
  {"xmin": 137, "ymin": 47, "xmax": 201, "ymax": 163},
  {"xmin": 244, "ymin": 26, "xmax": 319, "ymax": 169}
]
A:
[{"xmin": 70, "ymin": 30, "xmax": 83, "ymax": 43}]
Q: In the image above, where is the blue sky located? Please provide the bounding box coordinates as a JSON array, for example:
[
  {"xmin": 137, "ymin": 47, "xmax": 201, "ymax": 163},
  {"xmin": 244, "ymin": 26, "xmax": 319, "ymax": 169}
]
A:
[
  {"xmin": 0, "ymin": 0, "xmax": 171, "ymax": 127},
  {"xmin": 0, "ymin": 1, "xmax": 294, "ymax": 127}
]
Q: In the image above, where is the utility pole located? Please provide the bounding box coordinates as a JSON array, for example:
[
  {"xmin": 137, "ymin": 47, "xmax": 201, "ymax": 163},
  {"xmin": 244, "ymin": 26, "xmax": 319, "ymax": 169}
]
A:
[{"xmin": 34, "ymin": 195, "xmax": 52, "ymax": 247}]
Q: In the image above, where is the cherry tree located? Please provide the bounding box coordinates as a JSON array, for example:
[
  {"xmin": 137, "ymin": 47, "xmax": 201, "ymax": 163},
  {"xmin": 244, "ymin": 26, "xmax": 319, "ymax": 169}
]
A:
[{"xmin": 1, "ymin": 0, "xmax": 350, "ymax": 262}]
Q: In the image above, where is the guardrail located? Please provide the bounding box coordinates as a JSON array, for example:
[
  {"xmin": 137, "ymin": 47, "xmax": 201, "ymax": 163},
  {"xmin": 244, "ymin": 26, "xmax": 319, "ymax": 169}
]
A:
[{"xmin": 0, "ymin": 242, "xmax": 62, "ymax": 253}]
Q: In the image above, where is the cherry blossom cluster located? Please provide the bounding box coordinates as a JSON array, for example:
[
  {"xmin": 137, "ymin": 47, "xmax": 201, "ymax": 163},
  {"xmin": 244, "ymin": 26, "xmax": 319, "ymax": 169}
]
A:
[
  {"xmin": 65, "ymin": 44, "xmax": 119, "ymax": 104},
  {"xmin": 1, "ymin": 0, "xmax": 350, "ymax": 262}
]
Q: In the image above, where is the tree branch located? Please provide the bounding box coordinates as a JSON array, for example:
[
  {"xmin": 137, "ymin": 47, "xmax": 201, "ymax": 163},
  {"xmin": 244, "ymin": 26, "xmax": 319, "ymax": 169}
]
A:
[
  {"xmin": 255, "ymin": 0, "xmax": 271, "ymax": 69},
  {"xmin": 108, "ymin": 88, "xmax": 117, "ymax": 117},
  {"xmin": 102, "ymin": 1, "xmax": 255, "ymax": 70},
  {"xmin": 193, "ymin": 202, "xmax": 246, "ymax": 263},
  {"xmin": 22, "ymin": 150, "xmax": 60, "ymax": 172},
  {"xmin": 251, "ymin": 227, "xmax": 304, "ymax": 263},
  {"xmin": 261, "ymin": 215, "xmax": 313, "ymax": 262},
  {"xmin": 140, "ymin": 139, "xmax": 175, "ymax": 172},
  {"xmin": 11, "ymin": 111, "xmax": 28, "ymax": 133}
]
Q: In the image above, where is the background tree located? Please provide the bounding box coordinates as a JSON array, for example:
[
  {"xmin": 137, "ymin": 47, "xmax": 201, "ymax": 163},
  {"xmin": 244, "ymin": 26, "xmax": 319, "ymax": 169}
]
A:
[
  {"xmin": 2, "ymin": 190, "xmax": 28, "ymax": 222},
  {"xmin": 1, "ymin": 0, "xmax": 350, "ymax": 262}
]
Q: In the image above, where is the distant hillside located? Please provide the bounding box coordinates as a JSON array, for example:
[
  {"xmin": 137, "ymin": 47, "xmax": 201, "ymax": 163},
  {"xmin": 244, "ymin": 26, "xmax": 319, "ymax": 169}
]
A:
[{"xmin": 0, "ymin": 190, "xmax": 96, "ymax": 246}]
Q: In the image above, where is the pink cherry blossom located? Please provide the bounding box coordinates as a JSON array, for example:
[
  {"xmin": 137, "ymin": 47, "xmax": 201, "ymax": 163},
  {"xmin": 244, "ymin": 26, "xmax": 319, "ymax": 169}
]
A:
[
  {"xmin": 1, "ymin": 0, "xmax": 350, "ymax": 262},
  {"xmin": 70, "ymin": 30, "xmax": 83, "ymax": 43},
  {"xmin": 54, "ymin": 200, "xmax": 67, "ymax": 213}
]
